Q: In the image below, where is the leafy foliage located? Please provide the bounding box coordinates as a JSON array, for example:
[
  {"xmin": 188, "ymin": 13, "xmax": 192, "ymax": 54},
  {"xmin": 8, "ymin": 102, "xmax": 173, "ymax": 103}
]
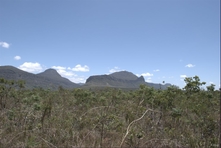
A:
[{"xmin": 0, "ymin": 76, "xmax": 219, "ymax": 147}]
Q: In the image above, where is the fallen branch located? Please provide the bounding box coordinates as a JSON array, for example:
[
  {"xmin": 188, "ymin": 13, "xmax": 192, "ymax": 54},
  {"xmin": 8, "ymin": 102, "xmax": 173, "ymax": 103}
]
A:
[
  {"xmin": 120, "ymin": 108, "xmax": 159, "ymax": 147},
  {"xmin": 41, "ymin": 137, "xmax": 57, "ymax": 148}
]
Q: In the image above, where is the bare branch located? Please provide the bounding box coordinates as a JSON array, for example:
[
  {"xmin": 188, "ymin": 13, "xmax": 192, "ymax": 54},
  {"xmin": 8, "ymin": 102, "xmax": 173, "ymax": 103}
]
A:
[{"xmin": 120, "ymin": 108, "xmax": 160, "ymax": 147}]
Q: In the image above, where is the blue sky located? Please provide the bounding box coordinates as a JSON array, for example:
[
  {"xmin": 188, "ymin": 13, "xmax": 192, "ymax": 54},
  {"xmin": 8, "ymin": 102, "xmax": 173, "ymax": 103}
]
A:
[{"xmin": 0, "ymin": 0, "xmax": 220, "ymax": 89}]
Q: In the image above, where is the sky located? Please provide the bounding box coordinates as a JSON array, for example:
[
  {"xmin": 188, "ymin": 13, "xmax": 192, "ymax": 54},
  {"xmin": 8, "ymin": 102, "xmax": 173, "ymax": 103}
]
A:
[{"xmin": 0, "ymin": 0, "xmax": 220, "ymax": 89}]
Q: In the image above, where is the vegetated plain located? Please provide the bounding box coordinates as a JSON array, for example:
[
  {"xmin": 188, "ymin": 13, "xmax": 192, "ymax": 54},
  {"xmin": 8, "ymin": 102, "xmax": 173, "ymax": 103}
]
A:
[{"xmin": 0, "ymin": 76, "xmax": 219, "ymax": 147}]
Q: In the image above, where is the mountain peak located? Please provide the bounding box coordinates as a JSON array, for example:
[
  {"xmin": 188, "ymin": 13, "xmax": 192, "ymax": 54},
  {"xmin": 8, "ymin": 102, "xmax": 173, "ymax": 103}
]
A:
[
  {"xmin": 85, "ymin": 70, "xmax": 147, "ymax": 88},
  {"xmin": 110, "ymin": 71, "xmax": 138, "ymax": 80},
  {"xmin": 37, "ymin": 68, "xmax": 61, "ymax": 79},
  {"xmin": 44, "ymin": 68, "xmax": 59, "ymax": 74},
  {"xmin": 0, "ymin": 66, "xmax": 80, "ymax": 89}
]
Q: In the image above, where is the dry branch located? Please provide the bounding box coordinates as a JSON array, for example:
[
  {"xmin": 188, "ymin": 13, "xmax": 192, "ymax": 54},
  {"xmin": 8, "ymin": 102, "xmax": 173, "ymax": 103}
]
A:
[{"xmin": 120, "ymin": 108, "xmax": 160, "ymax": 147}]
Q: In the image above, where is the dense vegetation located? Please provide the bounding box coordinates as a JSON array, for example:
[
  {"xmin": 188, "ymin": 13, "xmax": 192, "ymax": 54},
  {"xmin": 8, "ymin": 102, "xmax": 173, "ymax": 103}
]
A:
[{"xmin": 0, "ymin": 76, "xmax": 220, "ymax": 147}]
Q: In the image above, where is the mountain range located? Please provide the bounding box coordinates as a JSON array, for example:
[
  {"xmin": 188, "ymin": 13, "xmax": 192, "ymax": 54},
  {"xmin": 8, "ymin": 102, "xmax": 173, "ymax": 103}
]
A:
[
  {"xmin": 0, "ymin": 66, "xmax": 171, "ymax": 90},
  {"xmin": 0, "ymin": 66, "xmax": 79, "ymax": 89}
]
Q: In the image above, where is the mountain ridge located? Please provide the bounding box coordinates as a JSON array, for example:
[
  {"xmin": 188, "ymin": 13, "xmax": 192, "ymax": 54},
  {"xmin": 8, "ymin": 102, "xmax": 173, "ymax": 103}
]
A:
[
  {"xmin": 85, "ymin": 70, "xmax": 171, "ymax": 89},
  {"xmin": 0, "ymin": 66, "xmax": 79, "ymax": 89},
  {"xmin": 37, "ymin": 69, "xmax": 61, "ymax": 79},
  {"xmin": 0, "ymin": 65, "xmax": 172, "ymax": 90},
  {"xmin": 109, "ymin": 71, "xmax": 139, "ymax": 80}
]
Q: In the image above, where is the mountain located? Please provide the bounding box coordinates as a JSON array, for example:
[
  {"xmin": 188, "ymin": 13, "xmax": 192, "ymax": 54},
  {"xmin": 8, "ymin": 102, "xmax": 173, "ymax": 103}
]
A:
[
  {"xmin": 85, "ymin": 71, "xmax": 146, "ymax": 88},
  {"xmin": 0, "ymin": 66, "xmax": 79, "ymax": 89},
  {"xmin": 84, "ymin": 71, "xmax": 171, "ymax": 89},
  {"xmin": 37, "ymin": 69, "xmax": 80, "ymax": 89},
  {"xmin": 110, "ymin": 71, "xmax": 138, "ymax": 80},
  {"xmin": 37, "ymin": 69, "xmax": 62, "ymax": 80},
  {"xmin": 146, "ymin": 82, "xmax": 172, "ymax": 90},
  {"xmin": 0, "ymin": 66, "xmax": 172, "ymax": 90}
]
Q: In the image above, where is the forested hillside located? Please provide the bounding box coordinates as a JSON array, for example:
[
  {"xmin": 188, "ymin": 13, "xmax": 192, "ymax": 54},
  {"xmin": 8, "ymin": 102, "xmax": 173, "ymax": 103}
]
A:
[{"xmin": 0, "ymin": 76, "xmax": 219, "ymax": 147}]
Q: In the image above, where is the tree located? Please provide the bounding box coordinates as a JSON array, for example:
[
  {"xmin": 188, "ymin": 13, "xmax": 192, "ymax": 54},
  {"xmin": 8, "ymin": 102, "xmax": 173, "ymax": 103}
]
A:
[
  {"xmin": 183, "ymin": 76, "xmax": 206, "ymax": 94},
  {"xmin": 206, "ymin": 84, "xmax": 215, "ymax": 92}
]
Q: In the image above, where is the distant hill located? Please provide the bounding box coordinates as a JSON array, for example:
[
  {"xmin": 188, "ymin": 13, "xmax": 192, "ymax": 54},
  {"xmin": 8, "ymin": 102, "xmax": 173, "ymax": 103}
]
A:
[
  {"xmin": 37, "ymin": 69, "xmax": 62, "ymax": 80},
  {"xmin": 84, "ymin": 71, "xmax": 171, "ymax": 90},
  {"xmin": 110, "ymin": 71, "xmax": 138, "ymax": 80},
  {"xmin": 0, "ymin": 66, "xmax": 172, "ymax": 90},
  {"xmin": 145, "ymin": 82, "xmax": 172, "ymax": 90},
  {"xmin": 0, "ymin": 66, "xmax": 80, "ymax": 89}
]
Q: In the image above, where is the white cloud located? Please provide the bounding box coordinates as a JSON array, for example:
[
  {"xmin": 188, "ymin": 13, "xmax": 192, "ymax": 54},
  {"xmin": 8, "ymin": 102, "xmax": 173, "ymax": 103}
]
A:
[
  {"xmin": 109, "ymin": 66, "xmax": 121, "ymax": 73},
  {"xmin": 185, "ymin": 64, "xmax": 195, "ymax": 68},
  {"xmin": 19, "ymin": 62, "xmax": 43, "ymax": 73},
  {"xmin": 136, "ymin": 74, "xmax": 140, "ymax": 77},
  {"xmin": 209, "ymin": 81, "xmax": 214, "ymax": 84},
  {"xmin": 52, "ymin": 66, "xmax": 77, "ymax": 77},
  {"xmin": 69, "ymin": 76, "xmax": 86, "ymax": 83},
  {"xmin": 136, "ymin": 72, "xmax": 153, "ymax": 77},
  {"xmin": 14, "ymin": 56, "xmax": 21, "ymax": 60},
  {"xmin": 145, "ymin": 77, "xmax": 152, "ymax": 82},
  {"xmin": 180, "ymin": 75, "xmax": 187, "ymax": 81},
  {"xmin": 52, "ymin": 65, "xmax": 86, "ymax": 83},
  {"xmin": 146, "ymin": 79, "xmax": 152, "ymax": 82},
  {"xmin": 141, "ymin": 72, "xmax": 153, "ymax": 77},
  {"xmin": 0, "ymin": 42, "xmax": 10, "ymax": 48},
  {"xmin": 71, "ymin": 64, "xmax": 89, "ymax": 72},
  {"xmin": 52, "ymin": 66, "xmax": 66, "ymax": 70},
  {"xmin": 153, "ymin": 69, "xmax": 160, "ymax": 72},
  {"xmin": 180, "ymin": 75, "xmax": 187, "ymax": 78}
]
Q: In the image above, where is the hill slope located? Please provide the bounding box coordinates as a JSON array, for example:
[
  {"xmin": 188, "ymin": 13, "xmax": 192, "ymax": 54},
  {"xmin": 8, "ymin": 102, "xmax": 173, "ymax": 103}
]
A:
[
  {"xmin": 110, "ymin": 71, "xmax": 138, "ymax": 80},
  {"xmin": 84, "ymin": 71, "xmax": 171, "ymax": 89},
  {"xmin": 0, "ymin": 66, "xmax": 172, "ymax": 90},
  {"xmin": 0, "ymin": 66, "xmax": 79, "ymax": 89}
]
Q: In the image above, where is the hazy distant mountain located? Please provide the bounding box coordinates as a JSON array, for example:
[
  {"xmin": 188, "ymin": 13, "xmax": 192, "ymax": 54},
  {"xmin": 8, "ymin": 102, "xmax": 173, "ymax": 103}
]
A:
[
  {"xmin": 0, "ymin": 66, "xmax": 79, "ymax": 89},
  {"xmin": 110, "ymin": 71, "xmax": 138, "ymax": 80},
  {"xmin": 37, "ymin": 69, "xmax": 62, "ymax": 80},
  {"xmin": 85, "ymin": 73, "xmax": 146, "ymax": 88},
  {"xmin": 0, "ymin": 66, "xmax": 172, "ymax": 90},
  {"xmin": 84, "ymin": 71, "xmax": 171, "ymax": 89},
  {"xmin": 145, "ymin": 82, "xmax": 172, "ymax": 90},
  {"xmin": 77, "ymin": 83, "xmax": 85, "ymax": 86},
  {"xmin": 37, "ymin": 69, "xmax": 80, "ymax": 89}
]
